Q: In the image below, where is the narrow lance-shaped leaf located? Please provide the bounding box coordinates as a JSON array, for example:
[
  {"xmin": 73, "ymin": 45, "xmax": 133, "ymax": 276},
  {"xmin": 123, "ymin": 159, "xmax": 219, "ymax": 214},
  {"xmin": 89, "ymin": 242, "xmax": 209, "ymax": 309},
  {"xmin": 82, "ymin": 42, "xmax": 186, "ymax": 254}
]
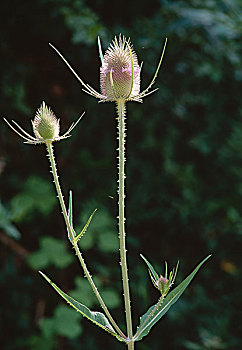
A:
[
  {"xmin": 68, "ymin": 190, "xmax": 73, "ymax": 228},
  {"xmin": 140, "ymin": 254, "xmax": 159, "ymax": 282},
  {"xmin": 67, "ymin": 191, "xmax": 76, "ymax": 243},
  {"xmin": 74, "ymin": 209, "xmax": 97, "ymax": 244},
  {"xmin": 134, "ymin": 255, "xmax": 211, "ymax": 342},
  {"xmin": 39, "ymin": 271, "xmax": 126, "ymax": 342},
  {"xmin": 67, "ymin": 190, "xmax": 75, "ymax": 243}
]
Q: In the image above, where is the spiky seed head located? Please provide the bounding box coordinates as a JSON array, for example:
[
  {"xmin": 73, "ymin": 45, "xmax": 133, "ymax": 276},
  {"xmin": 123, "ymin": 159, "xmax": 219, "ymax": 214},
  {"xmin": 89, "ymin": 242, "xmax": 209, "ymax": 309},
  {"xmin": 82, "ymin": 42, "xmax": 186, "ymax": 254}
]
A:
[
  {"xmin": 100, "ymin": 35, "xmax": 140, "ymax": 101},
  {"xmin": 33, "ymin": 102, "xmax": 60, "ymax": 141}
]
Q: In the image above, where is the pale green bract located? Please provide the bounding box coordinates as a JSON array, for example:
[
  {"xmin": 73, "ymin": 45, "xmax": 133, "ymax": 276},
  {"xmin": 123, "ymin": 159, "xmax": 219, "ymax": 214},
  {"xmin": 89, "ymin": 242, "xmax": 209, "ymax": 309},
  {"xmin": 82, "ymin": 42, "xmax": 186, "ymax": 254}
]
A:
[
  {"xmin": 134, "ymin": 255, "xmax": 211, "ymax": 342},
  {"xmin": 39, "ymin": 272, "xmax": 126, "ymax": 343}
]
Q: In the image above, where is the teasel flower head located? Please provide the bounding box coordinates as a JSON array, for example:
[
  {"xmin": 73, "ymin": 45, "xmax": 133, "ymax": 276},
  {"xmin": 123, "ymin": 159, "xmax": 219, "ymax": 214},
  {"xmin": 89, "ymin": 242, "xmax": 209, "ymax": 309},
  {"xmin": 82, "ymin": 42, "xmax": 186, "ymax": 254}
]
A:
[
  {"xmin": 49, "ymin": 34, "xmax": 167, "ymax": 104},
  {"xmin": 100, "ymin": 36, "xmax": 140, "ymax": 101},
  {"xmin": 4, "ymin": 102, "xmax": 83, "ymax": 145}
]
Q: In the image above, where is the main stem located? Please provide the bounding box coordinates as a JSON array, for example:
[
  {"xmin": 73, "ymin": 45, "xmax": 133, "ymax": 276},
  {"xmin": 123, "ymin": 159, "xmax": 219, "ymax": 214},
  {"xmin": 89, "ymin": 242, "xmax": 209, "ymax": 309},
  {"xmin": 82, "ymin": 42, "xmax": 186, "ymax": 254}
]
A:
[
  {"xmin": 117, "ymin": 99, "xmax": 133, "ymax": 347},
  {"xmin": 46, "ymin": 141, "xmax": 125, "ymax": 340}
]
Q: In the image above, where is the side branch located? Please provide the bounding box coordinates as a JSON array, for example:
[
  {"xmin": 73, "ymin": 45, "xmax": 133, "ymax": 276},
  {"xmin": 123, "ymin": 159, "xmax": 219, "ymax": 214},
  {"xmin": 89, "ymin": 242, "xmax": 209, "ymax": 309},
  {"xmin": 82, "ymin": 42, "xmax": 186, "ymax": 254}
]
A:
[{"xmin": 45, "ymin": 141, "xmax": 125, "ymax": 339}]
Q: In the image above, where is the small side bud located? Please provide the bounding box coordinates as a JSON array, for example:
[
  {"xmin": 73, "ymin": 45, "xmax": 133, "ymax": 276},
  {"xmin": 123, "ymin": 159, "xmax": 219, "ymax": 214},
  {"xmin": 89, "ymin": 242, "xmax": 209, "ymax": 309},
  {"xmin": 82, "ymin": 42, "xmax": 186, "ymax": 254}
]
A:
[
  {"xmin": 155, "ymin": 261, "xmax": 179, "ymax": 296},
  {"xmin": 33, "ymin": 102, "xmax": 60, "ymax": 142},
  {"xmin": 4, "ymin": 101, "xmax": 83, "ymax": 145},
  {"xmin": 157, "ymin": 276, "xmax": 169, "ymax": 295}
]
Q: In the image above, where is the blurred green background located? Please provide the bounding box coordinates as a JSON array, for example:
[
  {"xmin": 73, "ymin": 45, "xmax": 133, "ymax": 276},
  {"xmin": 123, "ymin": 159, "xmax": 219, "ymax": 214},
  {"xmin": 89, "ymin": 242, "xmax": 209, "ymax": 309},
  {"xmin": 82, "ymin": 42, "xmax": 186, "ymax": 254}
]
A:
[{"xmin": 1, "ymin": 0, "xmax": 242, "ymax": 349}]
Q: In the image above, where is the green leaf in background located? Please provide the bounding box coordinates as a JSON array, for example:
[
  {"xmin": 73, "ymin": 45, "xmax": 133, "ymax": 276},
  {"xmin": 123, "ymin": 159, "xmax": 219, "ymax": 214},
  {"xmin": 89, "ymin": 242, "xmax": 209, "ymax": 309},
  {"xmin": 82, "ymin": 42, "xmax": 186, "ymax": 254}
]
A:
[
  {"xmin": 27, "ymin": 236, "xmax": 73, "ymax": 269},
  {"xmin": 27, "ymin": 334, "xmax": 56, "ymax": 350},
  {"xmin": 40, "ymin": 305, "xmax": 83, "ymax": 339},
  {"xmin": 70, "ymin": 277, "xmax": 98, "ymax": 308},
  {"xmin": 70, "ymin": 276, "xmax": 121, "ymax": 309},
  {"xmin": 39, "ymin": 272, "xmax": 126, "ymax": 343},
  {"xmin": 77, "ymin": 228, "xmax": 95, "ymax": 250},
  {"xmin": 10, "ymin": 176, "xmax": 56, "ymax": 222},
  {"xmin": 102, "ymin": 289, "xmax": 121, "ymax": 309},
  {"xmin": 184, "ymin": 328, "xmax": 227, "ymax": 350},
  {"xmin": 59, "ymin": 2, "xmax": 105, "ymax": 45},
  {"xmin": 0, "ymin": 201, "xmax": 21, "ymax": 239},
  {"xmin": 97, "ymin": 231, "xmax": 119, "ymax": 253},
  {"xmin": 134, "ymin": 255, "xmax": 211, "ymax": 341},
  {"xmin": 77, "ymin": 206, "xmax": 118, "ymax": 252}
]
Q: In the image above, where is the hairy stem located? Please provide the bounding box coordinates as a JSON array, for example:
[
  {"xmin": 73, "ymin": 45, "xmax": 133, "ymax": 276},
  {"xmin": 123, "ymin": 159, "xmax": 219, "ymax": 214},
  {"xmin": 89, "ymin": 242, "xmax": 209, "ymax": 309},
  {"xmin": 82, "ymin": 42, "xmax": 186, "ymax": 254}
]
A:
[
  {"xmin": 46, "ymin": 141, "xmax": 126, "ymax": 340},
  {"xmin": 116, "ymin": 99, "xmax": 133, "ymax": 343}
]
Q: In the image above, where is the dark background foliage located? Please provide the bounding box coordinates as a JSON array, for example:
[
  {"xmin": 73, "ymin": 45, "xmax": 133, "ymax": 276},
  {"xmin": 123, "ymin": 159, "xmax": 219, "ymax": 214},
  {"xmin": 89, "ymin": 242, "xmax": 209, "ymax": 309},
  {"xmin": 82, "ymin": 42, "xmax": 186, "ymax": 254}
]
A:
[{"xmin": 1, "ymin": 0, "xmax": 242, "ymax": 349}]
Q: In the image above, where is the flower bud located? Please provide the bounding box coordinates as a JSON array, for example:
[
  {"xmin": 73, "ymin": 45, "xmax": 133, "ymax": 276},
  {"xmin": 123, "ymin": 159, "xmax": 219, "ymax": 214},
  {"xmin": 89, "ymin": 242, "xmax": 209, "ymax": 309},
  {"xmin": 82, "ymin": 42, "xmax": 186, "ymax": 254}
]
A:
[
  {"xmin": 33, "ymin": 102, "xmax": 60, "ymax": 142},
  {"xmin": 100, "ymin": 35, "xmax": 140, "ymax": 101},
  {"xmin": 157, "ymin": 276, "xmax": 169, "ymax": 295}
]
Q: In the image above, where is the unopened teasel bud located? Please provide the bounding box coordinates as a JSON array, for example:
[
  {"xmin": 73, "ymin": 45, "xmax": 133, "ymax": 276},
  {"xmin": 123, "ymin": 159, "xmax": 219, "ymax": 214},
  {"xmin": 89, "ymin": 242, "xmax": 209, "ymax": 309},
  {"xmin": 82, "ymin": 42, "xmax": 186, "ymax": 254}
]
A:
[
  {"xmin": 33, "ymin": 102, "xmax": 60, "ymax": 142},
  {"xmin": 157, "ymin": 276, "xmax": 169, "ymax": 292}
]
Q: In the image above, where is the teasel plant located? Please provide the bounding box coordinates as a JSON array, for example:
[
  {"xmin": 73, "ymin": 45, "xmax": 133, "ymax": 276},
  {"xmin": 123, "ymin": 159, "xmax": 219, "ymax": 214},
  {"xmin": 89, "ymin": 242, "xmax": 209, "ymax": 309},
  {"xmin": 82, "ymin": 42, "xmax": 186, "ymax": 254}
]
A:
[{"xmin": 4, "ymin": 35, "xmax": 210, "ymax": 350}]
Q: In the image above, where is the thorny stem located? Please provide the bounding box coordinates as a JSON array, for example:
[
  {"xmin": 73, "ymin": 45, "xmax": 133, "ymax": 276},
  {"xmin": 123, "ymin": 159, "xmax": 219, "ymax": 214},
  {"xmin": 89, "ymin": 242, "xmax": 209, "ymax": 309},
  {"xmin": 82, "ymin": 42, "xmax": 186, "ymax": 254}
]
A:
[
  {"xmin": 116, "ymin": 99, "xmax": 134, "ymax": 345},
  {"xmin": 46, "ymin": 141, "xmax": 126, "ymax": 340}
]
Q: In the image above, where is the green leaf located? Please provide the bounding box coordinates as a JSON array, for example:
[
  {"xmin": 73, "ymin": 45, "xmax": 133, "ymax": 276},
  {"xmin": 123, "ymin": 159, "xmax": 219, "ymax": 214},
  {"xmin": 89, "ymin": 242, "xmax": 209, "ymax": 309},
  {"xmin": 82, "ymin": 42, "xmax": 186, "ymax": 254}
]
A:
[
  {"xmin": 67, "ymin": 190, "xmax": 76, "ymax": 243},
  {"xmin": 74, "ymin": 209, "xmax": 97, "ymax": 243},
  {"xmin": 140, "ymin": 254, "xmax": 159, "ymax": 282},
  {"xmin": 68, "ymin": 190, "xmax": 73, "ymax": 230},
  {"xmin": 39, "ymin": 271, "xmax": 126, "ymax": 343},
  {"xmin": 134, "ymin": 255, "xmax": 211, "ymax": 342}
]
